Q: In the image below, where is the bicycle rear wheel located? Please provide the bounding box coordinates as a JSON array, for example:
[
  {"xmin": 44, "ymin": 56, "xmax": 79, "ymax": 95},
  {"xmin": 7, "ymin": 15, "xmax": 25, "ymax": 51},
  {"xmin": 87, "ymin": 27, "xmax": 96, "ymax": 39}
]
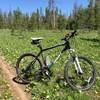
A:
[
  {"xmin": 64, "ymin": 56, "xmax": 96, "ymax": 91},
  {"xmin": 16, "ymin": 53, "xmax": 42, "ymax": 84}
]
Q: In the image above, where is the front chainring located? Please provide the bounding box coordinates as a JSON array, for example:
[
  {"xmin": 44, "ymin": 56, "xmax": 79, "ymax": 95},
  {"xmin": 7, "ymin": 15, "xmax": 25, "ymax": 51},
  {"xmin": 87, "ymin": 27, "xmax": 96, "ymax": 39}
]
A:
[{"xmin": 42, "ymin": 67, "xmax": 52, "ymax": 79}]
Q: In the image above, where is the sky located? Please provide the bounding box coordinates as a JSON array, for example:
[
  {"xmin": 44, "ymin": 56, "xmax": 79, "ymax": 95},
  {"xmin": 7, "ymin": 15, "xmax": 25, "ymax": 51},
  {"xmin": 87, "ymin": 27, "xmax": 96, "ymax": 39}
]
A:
[{"xmin": 0, "ymin": 0, "xmax": 89, "ymax": 15}]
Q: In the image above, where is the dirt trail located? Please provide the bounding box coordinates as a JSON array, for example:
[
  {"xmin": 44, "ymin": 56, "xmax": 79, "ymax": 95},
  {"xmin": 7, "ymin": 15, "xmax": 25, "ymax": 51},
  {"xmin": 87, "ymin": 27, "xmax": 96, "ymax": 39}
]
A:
[{"xmin": 0, "ymin": 56, "xmax": 31, "ymax": 100}]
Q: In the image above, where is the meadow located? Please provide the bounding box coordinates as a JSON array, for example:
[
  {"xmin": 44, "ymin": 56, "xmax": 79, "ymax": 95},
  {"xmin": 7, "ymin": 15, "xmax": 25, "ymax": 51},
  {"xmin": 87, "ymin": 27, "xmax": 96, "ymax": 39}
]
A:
[
  {"xmin": 0, "ymin": 29, "xmax": 100, "ymax": 100},
  {"xmin": 0, "ymin": 68, "xmax": 13, "ymax": 99}
]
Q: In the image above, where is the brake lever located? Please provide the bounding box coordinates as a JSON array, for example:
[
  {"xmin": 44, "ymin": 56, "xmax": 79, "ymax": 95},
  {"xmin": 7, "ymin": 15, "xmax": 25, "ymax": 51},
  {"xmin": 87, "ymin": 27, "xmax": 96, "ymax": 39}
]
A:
[{"xmin": 61, "ymin": 30, "xmax": 77, "ymax": 41}]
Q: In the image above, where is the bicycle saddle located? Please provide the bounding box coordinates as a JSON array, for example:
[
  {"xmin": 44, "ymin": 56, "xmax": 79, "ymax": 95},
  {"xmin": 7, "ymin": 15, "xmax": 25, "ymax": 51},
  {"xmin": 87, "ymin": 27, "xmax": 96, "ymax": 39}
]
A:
[{"xmin": 31, "ymin": 37, "xmax": 44, "ymax": 45}]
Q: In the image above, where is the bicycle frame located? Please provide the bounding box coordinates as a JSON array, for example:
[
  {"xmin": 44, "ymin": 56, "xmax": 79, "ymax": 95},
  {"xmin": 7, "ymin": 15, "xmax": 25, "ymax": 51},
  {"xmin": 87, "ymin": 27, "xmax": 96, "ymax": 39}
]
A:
[
  {"xmin": 16, "ymin": 30, "xmax": 96, "ymax": 90},
  {"xmin": 35, "ymin": 40, "xmax": 71, "ymax": 69},
  {"xmin": 35, "ymin": 40, "xmax": 83, "ymax": 74}
]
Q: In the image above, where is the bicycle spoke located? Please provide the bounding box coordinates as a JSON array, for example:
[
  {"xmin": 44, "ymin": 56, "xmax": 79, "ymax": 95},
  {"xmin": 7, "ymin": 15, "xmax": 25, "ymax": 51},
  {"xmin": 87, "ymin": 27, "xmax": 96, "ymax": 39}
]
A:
[
  {"xmin": 65, "ymin": 56, "xmax": 96, "ymax": 90},
  {"xmin": 16, "ymin": 54, "xmax": 42, "ymax": 83}
]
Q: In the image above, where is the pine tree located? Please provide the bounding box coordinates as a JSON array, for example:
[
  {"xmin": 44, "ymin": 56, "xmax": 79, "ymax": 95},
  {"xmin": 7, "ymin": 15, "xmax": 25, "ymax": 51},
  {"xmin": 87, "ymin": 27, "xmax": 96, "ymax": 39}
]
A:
[
  {"xmin": 36, "ymin": 8, "xmax": 40, "ymax": 30},
  {"xmin": 13, "ymin": 7, "xmax": 23, "ymax": 29},
  {"xmin": 7, "ymin": 11, "xmax": 13, "ymax": 29},
  {"xmin": 72, "ymin": 2, "xmax": 79, "ymax": 30},
  {"xmin": 76, "ymin": 6, "xmax": 85, "ymax": 29},
  {"xmin": 58, "ymin": 10, "xmax": 66, "ymax": 30},
  {"xmin": 22, "ymin": 13, "xmax": 29, "ymax": 30},
  {"xmin": 29, "ymin": 12, "xmax": 38, "ymax": 30},
  {"xmin": 48, "ymin": 0, "xmax": 56, "ymax": 29},
  {"xmin": 45, "ymin": 7, "xmax": 51, "ymax": 29},
  {"xmin": 94, "ymin": 0, "xmax": 100, "ymax": 29},
  {"xmin": 86, "ymin": 0, "xmax": 95, "ymax": 29},
  {"xmin": 0, "ymin": 10, "xmax": 3, "ymax": 29},
  {"xmin": 67, "ymin": 14, "xmax": 73, "ymax": 29},
  {"xmin": 3, "ymin": 12, "xmax": 8, "ymax": 28},
  {"xmin": 39, "ymin": 7, "xmax": 43, "ymax": 29},
  {"xmin": 55, "ymin": 7, "xmax": 59, "ymax": 29}
]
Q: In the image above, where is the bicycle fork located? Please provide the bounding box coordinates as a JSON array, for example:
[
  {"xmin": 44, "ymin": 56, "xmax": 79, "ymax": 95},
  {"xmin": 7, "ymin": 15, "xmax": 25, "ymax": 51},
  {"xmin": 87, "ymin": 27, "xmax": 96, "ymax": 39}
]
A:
[
  {"xmin": 69, "ymin": 49, "xmax": 83, "ymax": 74},
  {"xmin": 74, "ymin": 56, "xmax": 83, "ymax": 74}
]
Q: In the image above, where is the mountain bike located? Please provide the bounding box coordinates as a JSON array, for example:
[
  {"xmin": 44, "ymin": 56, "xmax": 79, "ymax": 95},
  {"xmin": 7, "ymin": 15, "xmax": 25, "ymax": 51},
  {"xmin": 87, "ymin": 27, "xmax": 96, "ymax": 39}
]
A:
[{"xmin": 15, "ymin": 30, "xmax": 96, "ymax": 91}]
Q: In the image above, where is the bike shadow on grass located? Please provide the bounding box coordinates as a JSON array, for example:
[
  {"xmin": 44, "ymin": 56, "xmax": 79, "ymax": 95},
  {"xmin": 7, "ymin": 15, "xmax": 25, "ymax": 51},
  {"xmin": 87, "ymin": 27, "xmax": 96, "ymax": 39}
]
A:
[
  {"xmin": 80, "ymin": 38, "xmax": 100, "ymax": 43},
  {"xmin": 12, "ymin": 76, "xmax": 29, "ymax": 85},
  {"xmin": 80, "ymin": 38, "xmax": 100, "ymax": 47},
  {"xmin": 12, "ymin": 75, "xmax": 71, "ymax": 90}
]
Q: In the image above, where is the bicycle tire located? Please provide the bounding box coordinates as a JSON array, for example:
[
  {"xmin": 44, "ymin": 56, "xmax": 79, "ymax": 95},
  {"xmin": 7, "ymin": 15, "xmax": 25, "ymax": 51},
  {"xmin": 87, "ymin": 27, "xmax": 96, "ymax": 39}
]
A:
[
  {"xmin": 16, "ymin": 53, "xmax": 42, "ymax": 84},
  {"xmin": 64, "ymin": 56, "xmax": 96, "ymax": 91}
]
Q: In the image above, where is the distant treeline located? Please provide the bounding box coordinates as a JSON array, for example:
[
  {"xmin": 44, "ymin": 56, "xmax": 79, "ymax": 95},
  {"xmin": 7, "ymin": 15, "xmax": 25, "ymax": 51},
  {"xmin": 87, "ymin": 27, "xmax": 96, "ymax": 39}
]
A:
[{"xmin": 0, "ymin": 0, "xmax": 100, "ymax": 30}]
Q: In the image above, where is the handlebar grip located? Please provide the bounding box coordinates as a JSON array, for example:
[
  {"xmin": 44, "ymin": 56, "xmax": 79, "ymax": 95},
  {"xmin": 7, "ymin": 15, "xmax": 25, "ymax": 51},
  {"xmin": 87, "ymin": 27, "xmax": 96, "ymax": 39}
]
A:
[
  {"xmin": 61, "ymin": 30, "xmax": 77, "ymax": 41},
  {"xmin": 71, "ymin": 30, "xmax": 77, "ymax": 37},
  {"xmin": 65, "ymin": 30, "xmax": 77, "ymax": 38}
]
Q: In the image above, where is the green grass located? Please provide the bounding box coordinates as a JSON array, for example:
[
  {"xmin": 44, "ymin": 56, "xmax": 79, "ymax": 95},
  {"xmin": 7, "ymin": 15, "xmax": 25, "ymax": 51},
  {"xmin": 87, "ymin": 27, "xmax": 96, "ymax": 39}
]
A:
[
  {"xmin": 0, "ymin": 68, "xmax": 13, "ymax": 99},
  {"xmin": 0, "ymin": 29, "xmax": 100, "ymax": 100}
]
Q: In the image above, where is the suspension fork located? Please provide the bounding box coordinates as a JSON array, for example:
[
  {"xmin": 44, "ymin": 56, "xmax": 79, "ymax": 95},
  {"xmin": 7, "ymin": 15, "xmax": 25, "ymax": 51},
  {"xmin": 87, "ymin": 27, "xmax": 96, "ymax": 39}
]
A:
[{"xmin": 69, "ymin": 49, "xmax": 83, "ymax": 74}]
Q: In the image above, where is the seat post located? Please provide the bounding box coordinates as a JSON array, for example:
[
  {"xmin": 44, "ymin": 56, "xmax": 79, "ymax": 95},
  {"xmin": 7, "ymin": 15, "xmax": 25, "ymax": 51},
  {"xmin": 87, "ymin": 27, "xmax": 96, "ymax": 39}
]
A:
[{"xmin": 37, "ymin": 43, "xmax": 43, "ymax": 51}]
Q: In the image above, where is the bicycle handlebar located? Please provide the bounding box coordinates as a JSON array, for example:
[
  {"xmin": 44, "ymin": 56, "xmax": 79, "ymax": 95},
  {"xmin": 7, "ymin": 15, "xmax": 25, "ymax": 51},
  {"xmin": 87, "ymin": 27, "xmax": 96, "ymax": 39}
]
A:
[{"xmin": 61, "ymin": 30, "xmax": 77, "ymax": 41}]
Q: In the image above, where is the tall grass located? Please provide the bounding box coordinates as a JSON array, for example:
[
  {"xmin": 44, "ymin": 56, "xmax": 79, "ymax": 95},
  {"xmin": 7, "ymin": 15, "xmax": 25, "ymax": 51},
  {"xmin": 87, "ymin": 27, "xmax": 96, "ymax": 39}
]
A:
[{"xmin": 0, "ymin": 29, "xmax": 100, "ymax": 99}]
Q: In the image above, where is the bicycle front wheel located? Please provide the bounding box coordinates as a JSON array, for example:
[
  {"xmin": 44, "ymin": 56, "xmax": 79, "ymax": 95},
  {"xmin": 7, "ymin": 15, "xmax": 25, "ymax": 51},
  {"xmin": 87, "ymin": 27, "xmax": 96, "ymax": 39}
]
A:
[
  {"xmin": 64, "ymin": 56, "xmax": 96, "ymax": 91},
  {"xmin": 16, "ymin": 53, "xmax": 42, "ymax": 84}
]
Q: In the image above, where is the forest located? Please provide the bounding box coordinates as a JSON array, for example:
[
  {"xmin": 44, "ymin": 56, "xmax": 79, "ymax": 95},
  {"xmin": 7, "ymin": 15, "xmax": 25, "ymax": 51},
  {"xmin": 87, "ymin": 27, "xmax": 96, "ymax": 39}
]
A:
[{"xmin": 0, "ymin": 0, "xmax": 100, "ymax": 31}]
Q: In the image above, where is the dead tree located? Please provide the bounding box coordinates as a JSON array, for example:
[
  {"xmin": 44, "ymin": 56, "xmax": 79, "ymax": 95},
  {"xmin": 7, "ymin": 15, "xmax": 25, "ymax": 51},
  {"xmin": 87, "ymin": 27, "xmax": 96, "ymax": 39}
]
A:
[{"xmin": 48, "ymin": 0, "xmax": 56, "ymax": 29}]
